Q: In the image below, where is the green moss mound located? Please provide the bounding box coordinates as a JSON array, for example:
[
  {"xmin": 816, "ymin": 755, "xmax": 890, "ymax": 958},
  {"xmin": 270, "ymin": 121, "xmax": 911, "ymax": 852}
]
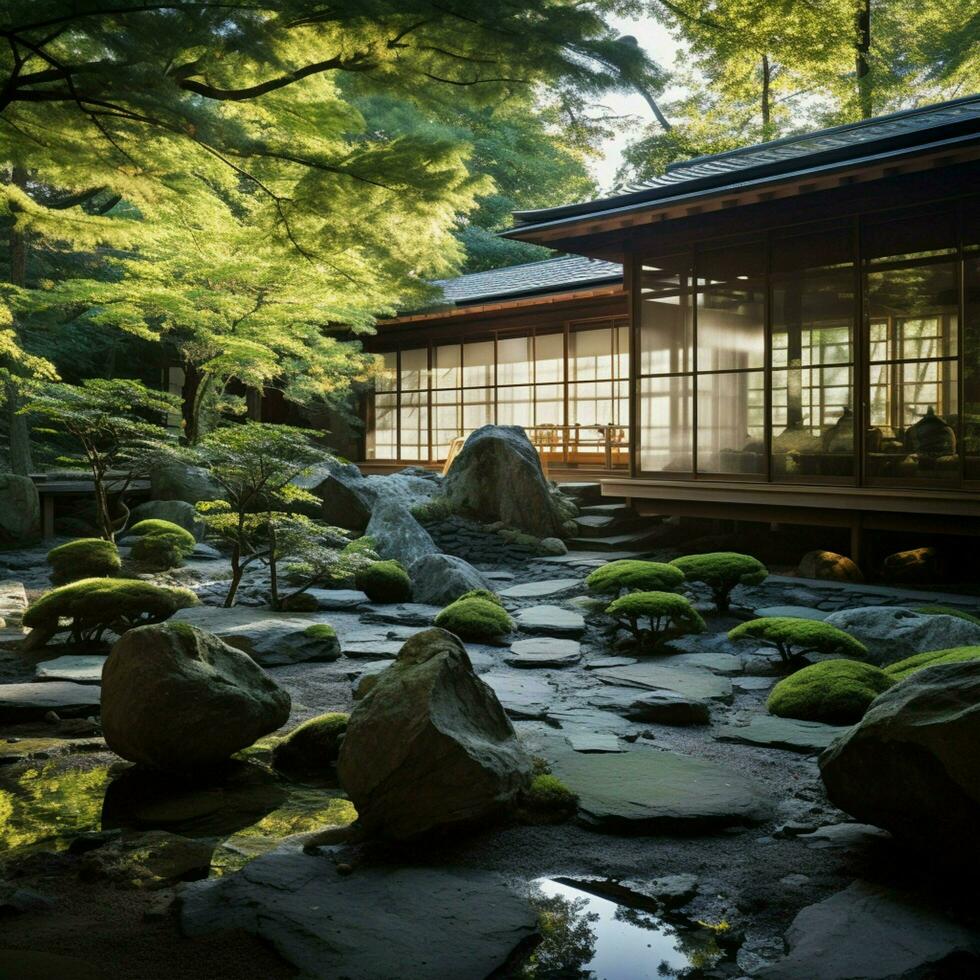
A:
[
  {"xmin": 586, "ymin": 559, "xmax": 685, "ymax": 596},
  {"xmin": 434, "ymin": 595, "xmax": 513, "ymax": 641},
  {"xmin": 884, "ymin": 646, "xmax": 980, "ymax": 681},
  {"xmin": 605, "ymin": 590, "xmax": 705, "ymax": 649},
  {"xmin": 728, "ymin": 617, "xmax": 867, "ymax": 664},
  {"xmin": 303, "ymin": 624, "xmax": 336, "ymax": 641},
  {"xmin": 355, "ymin": 560, "xmax": 412, "ymax": 603},
  {"xmin": 23, "ymin": 577, "xmax": 199, "ymax": 645},
  {"xmin": 272, "ymin": 712, "xmax": 349, "ymax": 772},
  {"xmin": 523, "ymin": 774, "xmax": 578, "ymax": 816},
  {"xmin": 46, "ymin": 538, "xmax": 121, "ymax": 585},
  {"xmin": 129, "ymin": 520, "xmax": 196, "ymax": 570},
  {"xmin": 457, "ymin": 589, "xmax": 503, "ymax": 607},
  {"xmin": 343, "ymin": 536, "xmax": 379, "ymax": 558},
  {"xmin": 669, "ymin": 552, "xmax": 768, "ymax": 612},
  {"xmin": 914, "ymin": 605, "xmax": 980, "ymax": 628},
  {"xmin": 411, "ymin": 497, "xmax": 454, "ymax": 524},
  {"xmin": 768, "ymin": 660, "xmax": 893, "ymax": 723}
]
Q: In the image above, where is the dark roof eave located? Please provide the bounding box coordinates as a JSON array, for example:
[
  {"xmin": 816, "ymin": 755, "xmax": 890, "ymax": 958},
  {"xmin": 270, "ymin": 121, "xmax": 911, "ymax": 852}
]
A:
[{"xmin": 504, "ymin": 129, "xmax": 980, "ymax": 240}]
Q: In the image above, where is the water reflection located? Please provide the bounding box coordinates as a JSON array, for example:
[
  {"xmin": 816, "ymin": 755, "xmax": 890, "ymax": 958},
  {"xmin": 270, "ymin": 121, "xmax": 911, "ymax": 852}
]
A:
[{"xmin": 517, "ymin": 879, "xmax": 726, "ymax": 980}]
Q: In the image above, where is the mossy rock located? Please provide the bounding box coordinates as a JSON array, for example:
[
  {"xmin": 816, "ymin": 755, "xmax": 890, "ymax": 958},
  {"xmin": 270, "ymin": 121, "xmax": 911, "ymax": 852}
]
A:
[
  {"xmin": 272, "ymin": 712, "xmax": 349, "ymax": 773},
  {"xmin": 23, "ymin": 577, "xmax": 199, "ymax": 646},
  {"xmin": 457, "ymin": 589, "xmax": 503, "ymax": 607},
  {"xmin": 129, "ymin": 521, "xmax": 196, "ymax": 570},
  {"xmin": 586, "ymin": 559, "xmax": 685, "ymax": 596},
  {"xmin": 521, "ymin": 773, "xmax": 578, "ymax": 821},
  {"xmin": 669, "ymin": 551, "xmax": 768, "ymax": 612},
  {"xmin": 410, "ymin": 497, "xmax": 454, "ymax": 524},
  {"xmin": 884, "ymin": 646, "xmax": 980, "ymax": 681},
  {"xmin": 303, "ymin": 624, "xmax": 337, "ymax": 642},
  {"xmin": 768, "ymin": 660, "xmax": 894, "ymax": 723},
  {"xmin": 604, "ymin": 590, "xmax": 705, "ymax": 649},
  {"xmin": 355, "ymin": 560, "xmax": 412, "ymax": 603},
  {"xmin": 434, "ymin": 595, "xmax": 513, "ymax": 641},
  {"xmin": 46, "ymin": 538, "xmax": 121, "ymax": 585},
  {"xmin": 728, "ymin": 617, "xmax": 867, "ymax": 664},
  {"xmin": 914, "ymin": 606, "xmax": 980, "ymax": 628},
  {"xmin": 343, "ymin": 536, "xmax": 379, "ymax": 558}
]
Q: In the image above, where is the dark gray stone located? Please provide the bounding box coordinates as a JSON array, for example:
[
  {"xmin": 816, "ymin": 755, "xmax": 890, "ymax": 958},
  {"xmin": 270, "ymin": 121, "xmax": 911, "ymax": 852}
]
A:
[
  {"xmin": 408, "ymin": 553, "xmax": 490, "ymax": 605},
  {"xmin": 588, "ymin": 687, "xmax": 710, "ymax": 725},
  {"xmin": 149, "ymin": 461, "xmax": 222, "ymax": 504},
  {"xmin": 35, "ymin": 654, "xmax": 106, "ymax": 684},
  {"xmin": 754, "ymin": 604, "xmax": 828, "ymax": 621},
  {"xmin": 498, "ymin": 578, "xmax": 583, "ymax": 600},
  {"xmin": 757, "ymin": 881, "xmax": 980, "ymax": 980},
  {"xmin": 515, "ymin": 604, "xmax": 585, "ymax": 637},
  {"xmin": 596, "ymin": 662, "xmax": 734, "ymax": 703},
  {"xmin": 0, "ymin": 474, "xmax": 40, "ymax": 546},
  {"xmin": 0, "ymin": 681, "xmax": 100, "ymax": 722},
  {"xmin": 130, "ymin": 499, "xmax": 207, "ymax": 540},
  {"xmin": 506, "ymin": 637, "xmax": 581, "ymax": 668},
  {"xmin": 481, "ymin": 671, "xmax": 554, "ymax": 719},
  {"xmin": 365, "ymin": 498, "xmax": 438, "ymax": 567},
  {"xmin": 303, "ymin": 588, "xmax": 370, "ymax": 610},
  {"xmin": 181, "ymin": 846, "xmax": 538, "ymax": 980},
  {"xmin": 715, "ymin": 716, "xmax": 850, "ymax": 753},
  {"xmin": 548, "ymin": 747, "xmax": 771, "ymax": 832}
]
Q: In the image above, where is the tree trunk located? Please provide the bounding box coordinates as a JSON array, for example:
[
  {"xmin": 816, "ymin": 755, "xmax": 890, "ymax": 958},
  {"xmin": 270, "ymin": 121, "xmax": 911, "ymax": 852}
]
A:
[
  {"xmin": 855, "ymin": 0, "xmax": 873, "ymax": 118},
  {"xmin": 5, "ymin": 166, "xmax": 34, "ymax": 475},
  {"xmin": 761, "ymin": 54, "xmax": 773, "ymax": 140}
]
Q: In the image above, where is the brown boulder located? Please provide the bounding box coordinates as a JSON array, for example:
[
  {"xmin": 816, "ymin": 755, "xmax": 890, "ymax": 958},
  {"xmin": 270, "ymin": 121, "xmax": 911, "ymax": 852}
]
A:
[{"xmin": 797, "ymin": 550, "xmax": 863, "ymax": 583}]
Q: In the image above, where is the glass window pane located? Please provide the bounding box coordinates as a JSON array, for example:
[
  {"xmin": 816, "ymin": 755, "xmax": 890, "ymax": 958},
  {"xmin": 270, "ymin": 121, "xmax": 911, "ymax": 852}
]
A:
[
  {"xmin": 462, "ymin": 387, "xmax": 493, "ymax": 430},
  {"xmin": 534, "ymin": 383, "xmax": 564, "ymax": 426},
  {"xmin": 640, "ymin": 258, "xmax": 693, "ymax": 375},
  {"xmin": 399, "ymin": 348, "xmax": 428, "ymax": 391},
  {"xmin": 497, "ymin": 385, "xmax": 533, "ymax": 427},
  {"xmin": 398, "ymin": 391, "xmax": 428, "ymax": 461},
  {"xmin": 463, "ymin": 341, "xmax": 494, "ymax": 387},
  {"xmin": 432, "ymin": 392, "xmax": 461, "ymax": 459},
  {"xmin": 534, "ymin": 333, "xmax": 564, "ymax": 383},
  {"xmin": 616, "ymin": 325, "xmax": 630, "ymax": 379},
  {"xmin": 639, "ymin": 375, "xmax": 693, "ymax": 473},
  {"xmin": 497, "ymin": 336, "xmax": 532, "ymax": 385},
  {"xmin": 434, "ymin": 345, "xmax": 460, "ymax": 389},
  {"xmin": 367, "ymin": 394, "xmax": 397, "ymax": 459},
  {"xmin": 697, "ymin": 371, "xmax": 766, "ymax": 475},
  {"xmin": 570, "ymin": 328, "xmax": 613, "ymax": 381},
  {"xmin": 375, "ymin": 351, "xmax": 397, "ymax": 393},
  {"xmin": 697, "ymin": 249, "xmax": 765, "ymax": 372}
]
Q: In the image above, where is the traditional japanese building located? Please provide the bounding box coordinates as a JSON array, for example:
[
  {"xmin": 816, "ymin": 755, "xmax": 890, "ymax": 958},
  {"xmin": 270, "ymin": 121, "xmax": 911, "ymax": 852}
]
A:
[{"xmin": 360, "ymin": 94, "xmax": 980, "ymax": 552}]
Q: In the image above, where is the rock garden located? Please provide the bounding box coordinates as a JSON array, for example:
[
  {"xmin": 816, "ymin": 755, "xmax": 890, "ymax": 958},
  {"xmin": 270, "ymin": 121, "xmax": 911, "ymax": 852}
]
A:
[{"xmin": 2, "ymin": 424, "xmax": 979, "ymax": 979}]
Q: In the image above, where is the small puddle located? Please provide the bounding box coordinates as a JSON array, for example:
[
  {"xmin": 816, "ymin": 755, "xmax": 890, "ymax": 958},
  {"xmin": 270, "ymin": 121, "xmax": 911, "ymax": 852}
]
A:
[{"xmin": 515, "ymin": 878, "xmax": 732, "ymax": 979}]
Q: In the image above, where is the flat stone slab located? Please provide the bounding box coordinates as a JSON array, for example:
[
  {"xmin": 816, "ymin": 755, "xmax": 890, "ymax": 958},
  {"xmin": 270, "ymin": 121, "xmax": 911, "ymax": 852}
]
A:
[
  {"xmin": 505, "ymin": 637, "xmax": 581, "ymax": 668},
  {"xmin": 304, "ymin": 588, "xmax": 370, "ymax": 610},
  {"xmin": 0, "ymin": 682, "xmax": 100, "ymax": 722},
  {"xmin": 341, "ymin": 640, "xmax": 404, "ymax": 661},
  {"xmin": 181, "ymin": 846, "xmax": 537, "ymax": 980},
  {"xmin": 360, "ymin": 603, "xmax": 440, "ymax": 627},
  {"xmin": 498, "ymin": 578, "xmax": 583, "ymax": 600},
  {"xmin": 798, "ymin": 822, "xmax": 892, "ymax": 850},
  {"xmin": 588, "ymin": 687, "xmax": 710, "ymax": 725},
  {"xmin": 514, "ymin": 604, "xmax": 585, "ymax": 637},
  {"xmin": 585, "ymin": 656, "xmax": 638, "ymax": 670},
  {"xmin": 715, "ymin": 715, "xmax": 850, "ymax": 753},
  {"xmin": 549, "ymin": 747, "xmax": 771, "ymax": 832},
  {"xmin": 670, "ymin": 652, "xmax": 743, "ymax": 676},
  {"xmin": 734, "ymin": 676, "xmax": 776, "ymax": 692},
  {"xmin": 481, "ymin": 672, "xmax": 553, "ymax": 719},
  {"xmin": 757, "ymin": 880, "xmax": 980, "ymax": 980},
  {"xmin": 35, "ymin": 655, "xmax": 106, "ymax": 684},
  {"xmin": 754, "ymin": 605, "xmax": 829, "ymax": 621},
  {"xmin": 596, "ymin": 663, "xmax": 733, "ymax": 703},
  {"xmin": 565, "ymin": 730, "xmax": 624, "ymax": 753}
]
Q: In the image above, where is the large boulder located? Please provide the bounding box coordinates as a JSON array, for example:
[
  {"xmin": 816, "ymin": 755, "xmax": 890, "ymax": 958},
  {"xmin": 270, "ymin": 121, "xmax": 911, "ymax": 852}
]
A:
[
  {"xmin": 444, "ymin": 425, "xmax": 565, "ymax": 537},
  {"xmin": 294, "ymin": 460, "xmax": 441, "ymax": 532},
  {"xmin": 365, "ymin": 498, "xmax": 438, "ymax": 567},
  {"xmin": 797, "ymin": 549, "xmax": 863, "ymax": 583},
  {"xmin": 101, "ymin": 622, "xmax": 291, "ymax": 772},
  {"xmin": 408, "ymin": 553, "xmax": 490, "ymax": 606},
  {"xmin": 819, "ymin": 660, "xmax": 980, "ymax": 851},
  {"xmin": 337, "ymin": 628, "xmax": 531, "ymax": 839},
  {"xmin": 822, "ymin": 606, "xmax": 980, "ymax": 665},
  {"xmin": 882, "ymin": 546, "xmax": 942, "ymax": 583},
  {"xmin": 129, "ymin": 499, "xmax": 207, "ymax": 541},
  {"xmin": 149, "ymin": 461, "xmax": 221, "ymax": 505},
  {"xmin": 0, "ymin": 474, "xmax": 40, "ymax": 546}
]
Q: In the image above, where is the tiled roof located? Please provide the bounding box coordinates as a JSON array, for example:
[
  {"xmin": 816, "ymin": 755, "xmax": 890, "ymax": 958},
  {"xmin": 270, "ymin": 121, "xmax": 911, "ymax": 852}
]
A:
[
  {"xmin": 510, "ymin": 93, "xmax": 980, "ymax": 232},
  {"xmin": 430, "ymin": 255, "xmax": 622, "ymax": 305}
]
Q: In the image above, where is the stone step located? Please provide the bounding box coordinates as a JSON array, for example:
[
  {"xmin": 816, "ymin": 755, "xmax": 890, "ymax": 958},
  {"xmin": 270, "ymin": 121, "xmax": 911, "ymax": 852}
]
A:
[
  {"xmin": 557, "ymin": 482, "xmax": 603, "ymax": 503},
  {"xmin": 568, "ymin": 526, "xmax": 666, "ymax": 552},
  {"xmin": 572, "ymin": 514, "xmax": 649, "ymax": 538},
  {"xmin": 578, "ymin": 502, "xmax": 636, "ymax": 518}
]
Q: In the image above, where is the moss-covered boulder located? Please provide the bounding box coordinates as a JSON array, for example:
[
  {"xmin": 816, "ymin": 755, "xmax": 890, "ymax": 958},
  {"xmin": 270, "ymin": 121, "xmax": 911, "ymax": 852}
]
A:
[
  {"xmin": 605, "ymin": 591, "xmax": 705, "ymax": 650},
  {"xmin": 101, "ymin": 621, "xmax": 290, "ymax": 772},
  {"xmin": 586, "ymin": 560, "xmax": 685, "ymax": 596},
  {"xmin": 728, "ymin": 617, "xmax": 867, "ymax": 664},
  {"xmin": 129, "ymin": 500, "xmax": 206, "ymax": 540},
  {"xmin": 272, "ymin": 712, "xmax": 349, "ymax": 773},
  {"xmin": 434, "ymin": 595, "xmax": 513, "ymax": 641},
  {"xmin": 884, "ymin": 646, "xmax": 980, "ymax": 681},
  {"xmin": 669, "ymin": 552, "xmax": 768, "ymax": 613},
  {"xmin": 129, "ymin": 520, "xmax": 196, "ymax": 570},
  {"xmin": 337, "ymin": 628, "xmax": 531, "ymax": 839},
  {"xmin": 22, "ymin": 577, "xmax": 199, "ymax": 648},
  {"xmin": 47, "ymin": 538, "xmax": 121, "ymax": 585},
  {"xmin": 355, "ymin": 560, "xmax": 412, "ymax": 603},
  {"xmin": 768, "ymin": 660, "xmax": 893, "ymax": 723}
]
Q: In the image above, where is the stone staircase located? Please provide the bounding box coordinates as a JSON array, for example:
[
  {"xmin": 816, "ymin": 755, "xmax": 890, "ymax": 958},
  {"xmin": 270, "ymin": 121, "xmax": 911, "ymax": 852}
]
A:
[{"xmin": 559, "ymin": 483, "xmax": 665, "ymax": 553}]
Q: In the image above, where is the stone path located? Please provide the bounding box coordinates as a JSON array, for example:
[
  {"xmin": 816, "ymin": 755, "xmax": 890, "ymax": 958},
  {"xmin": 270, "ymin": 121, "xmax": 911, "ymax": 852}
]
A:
[
  {"xmin": 0, "ymin": 681, "xmax": 100, "ymax": 722},
  {"xmin": 715, "ymin": 716, "xmax": 850, "ymax": 753},
  {"xmin": 514, "ymin": 604, "xmax": 586, "ymax": 637},
  {"xmin": 35, "ymin": 655, "xmax": 106, "ymax": 684}
]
